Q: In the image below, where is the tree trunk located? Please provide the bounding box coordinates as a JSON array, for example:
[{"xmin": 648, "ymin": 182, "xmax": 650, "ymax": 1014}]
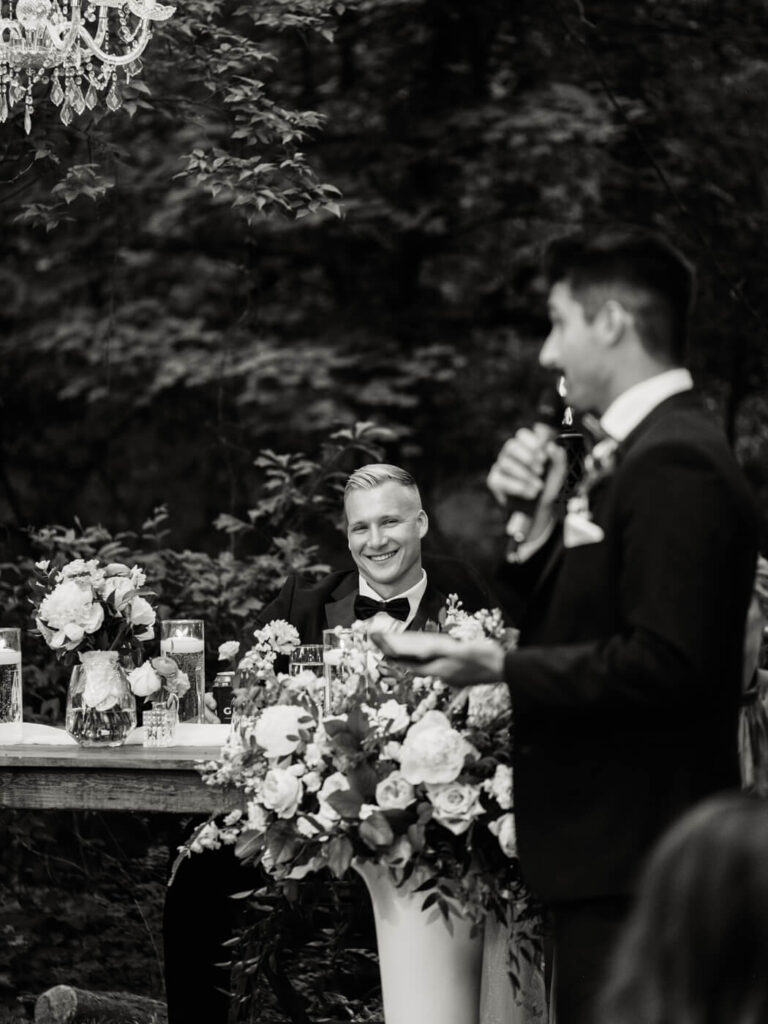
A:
[{"xmin": 34, "ymin": 985, "xmax": 167, "ymax": 1024}]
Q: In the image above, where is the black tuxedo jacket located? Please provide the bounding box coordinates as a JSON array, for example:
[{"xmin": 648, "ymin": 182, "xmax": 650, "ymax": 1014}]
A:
[
  {"xmin": 502, "ymin": 391, "xmax": 759, "ymax": 903},
  {"xmin": 254, "ymin": 554, "xmax": 493, "ymax": 645}
]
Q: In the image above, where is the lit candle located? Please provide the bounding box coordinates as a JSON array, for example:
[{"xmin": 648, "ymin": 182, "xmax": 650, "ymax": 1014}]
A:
[{"xmin": 160, "ymin": 636, "xmax": 204, "ymax": 654}]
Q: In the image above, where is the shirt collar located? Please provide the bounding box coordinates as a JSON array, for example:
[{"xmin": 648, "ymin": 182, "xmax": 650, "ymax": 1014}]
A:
[
  {"xmin": 600, "ymin": 368, "xmax": 693, "ymax": 442},
  {"xmin": 358, "ymin": 569, "xmax": 428, "ymax": 623}
]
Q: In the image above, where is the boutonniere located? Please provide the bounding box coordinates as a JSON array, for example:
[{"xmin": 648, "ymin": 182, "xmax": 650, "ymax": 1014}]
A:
[{"xmin": 582, "ymin": 437, "xmax": 620, "ymax": 495}]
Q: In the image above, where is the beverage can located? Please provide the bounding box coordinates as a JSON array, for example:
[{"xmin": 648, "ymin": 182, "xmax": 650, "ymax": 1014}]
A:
[{"xmin": 211, "ymin": 671, "xmax": 235, "ymax": 721}]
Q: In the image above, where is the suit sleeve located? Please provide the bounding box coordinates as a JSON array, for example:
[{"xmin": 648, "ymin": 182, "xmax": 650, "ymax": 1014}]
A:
[
  {"xmin": 252, "ymin": 575, "xmax": 297, "ymax": 630},
  {"xmin": 505, "ymin": 444, "xmax": 757, "ymax": 712}
]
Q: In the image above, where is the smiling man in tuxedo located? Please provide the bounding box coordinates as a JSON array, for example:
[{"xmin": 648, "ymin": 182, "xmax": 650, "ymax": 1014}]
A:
[{"xmin": 374, "ymin": 229, "xmax": 760, "ymax": 1024}]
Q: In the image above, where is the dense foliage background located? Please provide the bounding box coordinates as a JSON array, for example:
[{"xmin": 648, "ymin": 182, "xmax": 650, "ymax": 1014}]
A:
[{"xmin": 1, "ymin": 0, "xmax": 767, "ymax": 1018}]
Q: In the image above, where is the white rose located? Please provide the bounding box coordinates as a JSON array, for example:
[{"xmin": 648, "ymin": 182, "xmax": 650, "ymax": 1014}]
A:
[
  {"xmin": 128, "ymin": 662, "xmax": 162, "ymax": 699},
  {"xmin": 399, "ymin": 711, "xmax": 473, "ymax": 785},
  {"xmin": 261, "ymin": 768, "xmax": 303, "ymax": 819},
  {"xmin": 375, "ymin": 771, "xmax": 416, "ymax": 810},
  {"xmin": 253, "ymin": 705, "xmax": 309, "ymax": 759},
  {"xmin": 303, "ymin": 770, "xmax": 322, "ymax": 793},
  {"xmin": 489, "ymin": 812, "xmax": 518, "ymax": 858},
  {"xmin": 218, "ymin": 641, "xmax": 240, "ymax": 661},
  {"xmin": 426, "ymin": 781, "xmax": 484, "ymax": 835},
  {"xmin": 374, "ymin": 699, "xmax": 410, "ymax": 735},
  {"xmin": 128, "ymin": 596, "xmax": 156, "ymax": 638}
]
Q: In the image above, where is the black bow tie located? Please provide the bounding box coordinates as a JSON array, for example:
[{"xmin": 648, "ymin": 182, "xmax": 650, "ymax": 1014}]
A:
[{"xmin": 353, "ymin": 595, "xmax": 411, "ymax": 622}]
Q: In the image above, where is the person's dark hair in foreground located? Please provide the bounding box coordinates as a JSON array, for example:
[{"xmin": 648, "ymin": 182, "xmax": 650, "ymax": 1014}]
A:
[{"xmin": 599, "ymin": 793, "xmax": 768, "ymax": 1024}]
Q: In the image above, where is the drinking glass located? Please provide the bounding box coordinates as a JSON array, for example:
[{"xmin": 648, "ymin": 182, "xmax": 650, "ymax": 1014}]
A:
[
  {"xmin": 0, "ymin": 628, "xmax": 21, "ymax": 732},
  {"xmin": 322, "ymin": 628, "xmax": 356, "ymax": 713},
  {"xmin": 160, "ymin": 620, "xmax": 205, "ymax": 723}
]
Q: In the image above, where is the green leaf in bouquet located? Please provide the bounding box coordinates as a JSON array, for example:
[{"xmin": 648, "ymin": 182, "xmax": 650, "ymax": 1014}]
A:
[
  {"xmin": 346, "ymin": 762, "xmax": 377, "ymax": 801},
  {"xmin": 235, "ymin": 829, "xmax": 265, "ymax": 863},
  {"xmin": 359, "ymin": 811, "xmax": 394, "ymax": 850},
  {"xmin": 266, "ymin": 821, "xmax": 297, "ymax": 866},
  {"xmin": 325, "ymin": 836, "xmax": 354, "ymax": 879},
  {"xmin": 325, "ymin": 789, "xmax": 363, "ymax": 820}
]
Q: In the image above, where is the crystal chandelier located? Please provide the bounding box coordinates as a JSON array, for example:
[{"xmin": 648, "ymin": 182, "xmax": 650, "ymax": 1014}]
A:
[{"xmin": 0, "ymin": 0, "xmax": 175, "ymax": 132}]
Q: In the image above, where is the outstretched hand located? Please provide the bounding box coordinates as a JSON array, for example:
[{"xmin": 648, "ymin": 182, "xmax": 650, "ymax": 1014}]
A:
[{"xmin": 371, "ymin": 632, "xmax": 505, "ymax": 687}]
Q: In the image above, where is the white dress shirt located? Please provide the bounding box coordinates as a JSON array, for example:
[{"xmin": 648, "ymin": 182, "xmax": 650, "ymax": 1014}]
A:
[
  {"xmin": 356, "ymin": 570, "xmax": 428, "ymax": 633},
  {"xmin": 599, "ymin": 367, "xmax": 693, "ymax": 442}
]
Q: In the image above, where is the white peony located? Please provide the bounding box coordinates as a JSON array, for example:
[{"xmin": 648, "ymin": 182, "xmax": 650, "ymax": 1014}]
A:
[
  {"xmin": 37, "ymin": 579, "xmax": 105, "ymax": 651},
  {"xmin": 399, "ymin": 711, "xmax": 473, "ymax": 785}
]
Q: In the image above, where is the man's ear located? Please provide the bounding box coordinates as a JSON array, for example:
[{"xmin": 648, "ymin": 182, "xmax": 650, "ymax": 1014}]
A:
[
  {"xmin": 417, "ymin": 510, "xmax": 429, "ymax": 539},
  {"xmin": 596, "ymin": 299, "xmax": 631, "ymax": 348}
]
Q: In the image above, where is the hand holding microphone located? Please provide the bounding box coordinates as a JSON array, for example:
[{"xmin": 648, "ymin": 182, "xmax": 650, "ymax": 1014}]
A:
[{"xmin": 487, "ymin": 390, "xmax": 569, "ymax": 552}]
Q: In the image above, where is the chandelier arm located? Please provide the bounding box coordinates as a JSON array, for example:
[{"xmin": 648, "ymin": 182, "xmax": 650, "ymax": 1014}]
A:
[{"xmin": 77, "ymin": 19, "xmax": 150, "ymax": 64}]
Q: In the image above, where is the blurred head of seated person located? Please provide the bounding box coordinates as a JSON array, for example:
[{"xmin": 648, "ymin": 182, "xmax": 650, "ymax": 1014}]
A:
[
  {"xmin": 598, "ymin": 793, "xmax": 768, "ymax": 1024},
  {"xmin": 744, "ymin": 555, "xmax": 768, "ymax": 688},
  {"xmin": 343, "ymin": 463, "xmax": 428, "ymax": 600}
]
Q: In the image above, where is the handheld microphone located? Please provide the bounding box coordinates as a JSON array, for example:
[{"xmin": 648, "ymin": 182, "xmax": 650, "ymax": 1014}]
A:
[{"xmin": 504, "ymin": 387, "xmax": 567, "ymax": 553}]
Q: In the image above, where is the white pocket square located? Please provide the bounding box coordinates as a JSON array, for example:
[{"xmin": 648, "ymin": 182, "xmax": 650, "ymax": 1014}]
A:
[{"xmin": 563, "ymin": 511, "xmax": 605, "ymax": 548}]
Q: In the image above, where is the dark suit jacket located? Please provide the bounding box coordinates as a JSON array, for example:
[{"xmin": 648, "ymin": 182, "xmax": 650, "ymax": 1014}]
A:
[
  {"xmin": 254, "ymin": 554, "xmax": 493, "ymax": 644},
  {"xmin": 502, "ymin": 391, "xmax": 759, "ymax": 903}
]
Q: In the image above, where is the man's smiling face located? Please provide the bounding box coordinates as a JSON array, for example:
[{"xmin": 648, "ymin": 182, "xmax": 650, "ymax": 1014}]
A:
[{"xmin": 344, "ymin": 481, "xmax": 428, "ymax": 599}]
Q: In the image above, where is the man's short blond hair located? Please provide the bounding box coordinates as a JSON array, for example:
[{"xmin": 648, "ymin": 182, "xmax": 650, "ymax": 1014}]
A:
[{"xmin": 343, "ymin": 464, "xmax": 421, "ymax": 503}]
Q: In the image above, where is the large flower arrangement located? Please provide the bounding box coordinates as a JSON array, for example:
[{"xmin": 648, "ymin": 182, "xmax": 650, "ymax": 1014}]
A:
[{"xmin": 190, "ymin": 601, "xmax": 537, "ymax": 945}]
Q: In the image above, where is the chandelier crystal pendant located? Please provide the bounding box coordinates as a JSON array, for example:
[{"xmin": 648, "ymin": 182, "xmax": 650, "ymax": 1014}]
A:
[{"xmin": 0, "ymin": 0, "xmax": 175, "ymax": 132}]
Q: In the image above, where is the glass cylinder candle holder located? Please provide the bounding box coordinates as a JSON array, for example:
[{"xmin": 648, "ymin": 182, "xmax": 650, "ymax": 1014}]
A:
[
  {"xmin": 160, "ymin": 620, "xmax": 205, "ymax": 723},
  {"xmin": 0, "ymin": 628, "xmax": 22, "ymax": 736},
  {"xmin": 322, "ymin": 628, "xmax": 357, "ymax": 714}
]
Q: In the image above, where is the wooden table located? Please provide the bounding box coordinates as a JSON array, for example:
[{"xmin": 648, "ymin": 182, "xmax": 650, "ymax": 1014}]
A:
[{"xmin": 0, "ymin": 745, "xmax": 243, "ymax": 814}]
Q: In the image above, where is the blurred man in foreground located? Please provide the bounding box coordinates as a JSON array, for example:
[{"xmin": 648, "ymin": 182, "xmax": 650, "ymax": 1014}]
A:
[{"xmin": 374, "ymin": 229, "xmax": 759, "ymax": 1024}]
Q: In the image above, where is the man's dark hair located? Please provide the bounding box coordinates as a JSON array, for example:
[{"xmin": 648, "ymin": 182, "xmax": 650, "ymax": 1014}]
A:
[{"xmin": 544, "ymin": 228, "xmax": 696, "ymax": 363}]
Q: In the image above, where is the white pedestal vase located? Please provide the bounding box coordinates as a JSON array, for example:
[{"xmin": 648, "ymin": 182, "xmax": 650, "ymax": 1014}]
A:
[{"xmin": 353, "ymin": 859, "xmax": 483, "ymax": 1024}]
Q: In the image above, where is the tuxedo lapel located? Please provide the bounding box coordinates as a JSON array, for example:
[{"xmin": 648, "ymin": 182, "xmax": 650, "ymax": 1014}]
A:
[
  {"xmin": 408, "ymin": 582, "xmax": 446, "ymax": 632},
  {"xmin": 324, "ymin": 576, "xmax": 359, "ymax": 630}
]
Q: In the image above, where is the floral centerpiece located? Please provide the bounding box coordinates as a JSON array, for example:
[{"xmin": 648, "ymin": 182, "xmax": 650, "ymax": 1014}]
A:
[
  {"xmin": 187, "ymin": 603, "xmax": 537, "ymax": 955},
  {"xmin": 31, "ymin": 558, "xmax": 156, "ymax": 745}
]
